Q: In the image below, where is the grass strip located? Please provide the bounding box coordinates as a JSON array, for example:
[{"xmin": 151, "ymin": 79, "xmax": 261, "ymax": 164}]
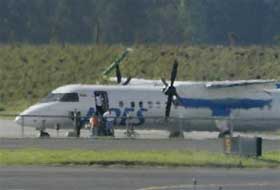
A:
[{"xmin": 0, "ymin": 149, "xmax": 279, "ymax": 168}]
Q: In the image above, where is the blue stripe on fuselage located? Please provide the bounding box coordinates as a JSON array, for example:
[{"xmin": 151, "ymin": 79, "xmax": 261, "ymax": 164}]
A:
[{"xmin": 179, "ymin": 97, "xmax": 272, "ymax": 117}]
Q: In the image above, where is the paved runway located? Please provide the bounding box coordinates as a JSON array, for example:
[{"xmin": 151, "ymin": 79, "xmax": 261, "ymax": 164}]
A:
[
  {"xmin": 1, "ymin": 166, "xmax": 280, "ymax": 190},
  {"xmin": 1, "ymin": 119, "xmax": 280, "ymax": 152},
  {"xmin": 1, "ymin": 118, "xmax": 280, "ymax": 140},
  {"xmin": 0, "ymin": 118, "xmax": 221, "ymax": 139},
  {"xmin": 1, "ymin": 138, "xmax": 280, "ymax": 152},
  {"xmin": 0, "ymin": 138, "xmax": 225, "ymax": 152}
]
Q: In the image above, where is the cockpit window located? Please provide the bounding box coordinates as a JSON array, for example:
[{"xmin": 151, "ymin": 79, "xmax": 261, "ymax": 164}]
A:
[
  {"xmin": 40, "ymin": 93, "xmax": 63, "ymax": 103},
  {"xmin": 60, "ymin": 93, "xmax": 79, "ymax": 102},
  {"xmin": 40, "ymin": 93, "xmax": 79, "ymax": 103}
]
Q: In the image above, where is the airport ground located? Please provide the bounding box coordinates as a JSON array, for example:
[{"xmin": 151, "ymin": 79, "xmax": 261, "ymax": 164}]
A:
[
  {"xmin": 1, "ymin": 166, "xmax": 280, "ymax": 190},
  {"xmin": 2, "ymin": 137, "xmax": 280, "ymax": 153},
  {"xmin": 1, "ymin": 119, "xmax": 280, "ymax": 152},
  {"xmin": 1, "ymin": 119, "xmax": 280, "ymax": 190}
]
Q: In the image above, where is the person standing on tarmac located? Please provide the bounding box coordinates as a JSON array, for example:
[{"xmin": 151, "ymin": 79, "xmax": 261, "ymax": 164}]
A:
[
  {"xmin": 125, "ymin": 111, "xmax": 134, "ymax": 137},
  {"xmin": 125, "ymin": 102, "xmax": 137, "ymax": 137},
  {"xmin": 89, "ymin": 113, "xmax": 99, "ymax": 137},
  {"xmin": 103, "ymin": 109, "xmax": 116, "ymax": 136}
]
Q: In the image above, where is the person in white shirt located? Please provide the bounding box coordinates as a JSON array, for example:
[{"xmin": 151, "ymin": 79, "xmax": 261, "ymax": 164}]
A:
[
  {"xmin": 95, "ymin": 94, "xmax": 103, "ymax": 115},
  {"xmin": 103, "ymin": 110, "xmax": 116, "ymax": 136}
]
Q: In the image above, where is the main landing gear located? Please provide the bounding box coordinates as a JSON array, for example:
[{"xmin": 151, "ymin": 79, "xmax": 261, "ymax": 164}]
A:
[
  {"xmin": 215, "ymin": 119, "xmax": 233, "ymax": 138},
  {"xmin": 169, "ymin": 130, "xmax": 184, "ymax": 138},
  {"xmin": 38, "ymin": 130, "xmax": 50, "ymax": 138},
  {"xmin": 168, "ymin": 121, "xmax": 184, "ymax": 138},
  {"xmin": 218, "ymin": 130, "xmax": 232, "ymax": 138}
]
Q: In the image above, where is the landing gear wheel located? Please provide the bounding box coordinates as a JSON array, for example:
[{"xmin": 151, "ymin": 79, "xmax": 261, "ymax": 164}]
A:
[
  {"xmin": 39, "ymin": 131, "xmax": 50, "ymax": 138},
  {"xmin": 218, "ymin": 130, "xmax": 231, "ymax": 138},
  {"xmin": 66, "ymin": 131, "xmax": 78, "ymax": 137},
  {"xmin": 169, "ymin": 131, "xmax": 184, "ymax": 138}
]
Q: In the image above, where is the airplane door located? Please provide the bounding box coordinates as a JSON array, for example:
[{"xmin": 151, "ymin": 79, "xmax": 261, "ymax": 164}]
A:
[{"xmin": 94, "ymin": 91, "xmax": 109, "ymax": 114}]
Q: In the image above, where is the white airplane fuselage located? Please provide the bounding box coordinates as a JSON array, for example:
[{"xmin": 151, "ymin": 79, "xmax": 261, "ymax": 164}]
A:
[{"xmin": 15, "ymin": 80, "xmax": 280, "ymax": 132}]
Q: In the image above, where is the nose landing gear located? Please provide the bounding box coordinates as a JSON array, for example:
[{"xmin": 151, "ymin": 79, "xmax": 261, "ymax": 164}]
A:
[{"xmin": 37, "ymin": 120, "xmax": 50, "ymax": 138}]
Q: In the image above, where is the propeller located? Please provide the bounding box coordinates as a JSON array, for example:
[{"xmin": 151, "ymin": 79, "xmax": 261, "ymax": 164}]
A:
[
  {"xmin": 115, "ymin": 65, "xmax": 131, "ymax": 85},
  {"xmin": 122, "ymin": 77, "xmax": 132, "ymax": 85},
  {"xmin": 161, "ymin": 78, "xmax": 169, "ymax": 88},
  {"xmin": 164, "ymin": 60, "xmax": 180, "ymax": 120},
  {"xmin": 103, "ymin": 48, "xmax": 134, "ymax": 85}
]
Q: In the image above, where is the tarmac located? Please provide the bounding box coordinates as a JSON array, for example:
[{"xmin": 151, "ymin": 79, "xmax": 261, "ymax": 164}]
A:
[
  {"xmin": 1, "ymin": 166, "xmax": 280, "ymax": 190},
  {"xmin": 1, "ymin": 119, "xmax": 280, "ymax": 152},
  {"xmin": 1, "ymin": 138, "xmax": 280, "ymax": 153},
  {"xmin": 1, "ymin": 119, "xmax": 280, "ymax": 190}
]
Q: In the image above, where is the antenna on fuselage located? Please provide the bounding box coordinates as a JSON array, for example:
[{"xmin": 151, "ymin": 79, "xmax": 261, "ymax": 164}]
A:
[{"xmin": 103, "ymin": 48, "xmax": 133, "ymax": 85}]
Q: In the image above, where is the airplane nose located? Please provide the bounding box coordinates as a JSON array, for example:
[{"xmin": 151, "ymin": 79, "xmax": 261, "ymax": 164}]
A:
[{"xmin": 14, "ymin": 116, "xmax": 23, "ymax": 125}]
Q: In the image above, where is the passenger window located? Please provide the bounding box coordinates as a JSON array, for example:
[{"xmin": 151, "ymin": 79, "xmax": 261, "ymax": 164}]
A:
[
  {"xmin": 60, "ymin": 93, "xmax": 79, "ymax": 102},
  {"xmin": 156, "ymin": 101, "xmax": 161, "ymax": 108}
]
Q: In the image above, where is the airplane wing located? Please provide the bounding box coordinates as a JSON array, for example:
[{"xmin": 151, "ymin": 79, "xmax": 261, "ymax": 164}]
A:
[{"xmin": 205, "ymin": 80, "xmax": 276, "ymax": 88}]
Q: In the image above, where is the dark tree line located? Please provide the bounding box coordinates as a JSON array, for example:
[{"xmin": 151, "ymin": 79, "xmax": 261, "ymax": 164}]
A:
[{"xmin": 0, "ymin": 0, "xmax": 280, "ymax": 45}]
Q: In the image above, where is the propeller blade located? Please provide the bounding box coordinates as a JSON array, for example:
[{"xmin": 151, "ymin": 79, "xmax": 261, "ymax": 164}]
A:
[
  {"xmin": 165, "ymin": 94, "xmax": 173, "ymax": 119},
  {"xmin": 164, "ymin": 60, "xmax": 180, "ymax": 120},
  {"xmin": 173, "ymin": 91, "xmax": 182, "ymax": 106},
  {"xmin": 170, "ymin": 60, "xmax": 178, "ymax": 87},
  {"xmin": 116, "ymin": 65, "xmax": 122, "ymax": 84},
  {"xmin": 122, "ymin": 76, "xmax": 132, "ymax": 85},
  {"xmin": 174, "ymin": 91, "xmax": 181, "ymax": 101},
  {"xmin": 161, "ymin": 78, "xmax": 169, "ymax": 87}
]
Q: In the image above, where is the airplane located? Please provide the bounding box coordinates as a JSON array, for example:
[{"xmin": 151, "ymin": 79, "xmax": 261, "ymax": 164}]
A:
[{"xmin": 14, "ymin": 59, "xmax": 280, "ymax": 138}]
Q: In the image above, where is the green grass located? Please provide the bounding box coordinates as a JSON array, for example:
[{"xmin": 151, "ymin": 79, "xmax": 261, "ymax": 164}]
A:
[
  {"xmin": 0, "ymin": 148, "xmax": 279, "ymax": 168},
  {"xmin": 262, "ymin": 151, "xmax": 280, "ymax": 163},
  {"xmin": 1, "ymin": 44, "xmax": 280, "ymax": 113}
]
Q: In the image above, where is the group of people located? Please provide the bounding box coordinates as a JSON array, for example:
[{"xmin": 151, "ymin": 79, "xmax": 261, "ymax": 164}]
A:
[
  {"xmin": 89, "ymin": 109, "xmax": 115, "ymax": 137},
  {"xmin": 89, "ymin": 109, "xmax": 137, "ymax": 138},
  {"xmin": 89, "ymin": 94, "xmax": 137, "ymax": 138},
  {"xmin": 88, "ymin": 94, "xmax": 117, "ymax": 137}
]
